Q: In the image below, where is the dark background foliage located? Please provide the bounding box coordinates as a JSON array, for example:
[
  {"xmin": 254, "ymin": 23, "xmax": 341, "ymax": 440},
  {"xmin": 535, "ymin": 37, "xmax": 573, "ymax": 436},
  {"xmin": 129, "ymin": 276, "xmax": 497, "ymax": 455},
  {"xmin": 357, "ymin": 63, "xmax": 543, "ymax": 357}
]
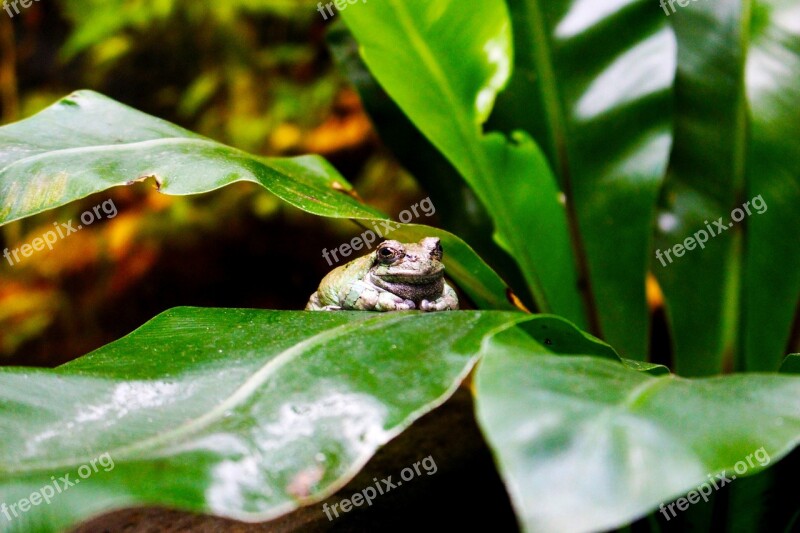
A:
[{"xmin": 0, "ymin": 0, "xmax": 433, "ymax": 366}]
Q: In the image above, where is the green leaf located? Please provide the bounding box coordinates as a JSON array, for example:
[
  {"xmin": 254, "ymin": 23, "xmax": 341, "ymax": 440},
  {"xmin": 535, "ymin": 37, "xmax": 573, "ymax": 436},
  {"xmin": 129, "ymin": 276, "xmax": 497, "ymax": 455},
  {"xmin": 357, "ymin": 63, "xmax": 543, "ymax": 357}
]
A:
[
  {"xmin": 0, "ymin": 90, "xmax": 516, "ymax": 311},
  {"xmin": 622, "ymin": 359, "xmax": 671, "ymax": 376},
  {"xmin": 325, "ymin": 22, "xmax": 492, "ymax": 257},
  {"xmin": 513, "ymin": 315, "xmax": 620, "ymax": 361},
  {"xmin": 654, "ymin": 0, "xmax": 800, "ymax": 374},
  {"xmin": 742, "ymin": 0, "xmax": 800, "ymax": 372},
  {"xmin": 475, "ymin": 330, "xmax": 800, "ymax": 532},
  {"xmin": 652, "ymin": 0, "xmax": 746, "ymax": 376},
  {"xmin": 0, "ymin": 91, "xmax": 375, "ymax": 223},
  {"xmin": 0, "ymin": 307, "xmax": 527, "ymax": 532},
  {"xmin": 325, "ymin": 22, "xmax": 533, "ymax": 306},
  {"xmin": 492, "ymin": 0, "xmax": 676, "ymax": 357},
  {"xmin": 339, "ymin": 0, "xmax": 588, "ymax": 327}
]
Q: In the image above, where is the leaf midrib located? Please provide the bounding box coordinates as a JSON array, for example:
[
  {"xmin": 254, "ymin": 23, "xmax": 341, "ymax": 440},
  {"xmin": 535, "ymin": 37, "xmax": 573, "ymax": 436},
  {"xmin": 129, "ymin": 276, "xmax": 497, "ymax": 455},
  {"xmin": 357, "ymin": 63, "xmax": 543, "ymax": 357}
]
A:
[
  {"xmin": 520, "ymin": 0, "xmax": 568, "ymax": 180},
  {"xmin": 0, "ymin": 136, "xmax": 231, "ymax": 177},
  {"xmin": 382, "ymin": 0, "xmax": 550, "ymax": 310},
  {"xmin": 1, "ymin": 312, "xmax": 418, "ymax": 474}
]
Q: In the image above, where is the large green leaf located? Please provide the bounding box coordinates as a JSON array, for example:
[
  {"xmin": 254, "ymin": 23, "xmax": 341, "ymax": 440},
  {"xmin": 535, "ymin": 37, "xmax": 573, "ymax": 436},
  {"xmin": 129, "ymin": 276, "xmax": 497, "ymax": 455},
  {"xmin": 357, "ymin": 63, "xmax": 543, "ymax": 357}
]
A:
[
  {"xmin": 0, "ymin": 90, "xmax": 516, "ymax": 311},
  {"xmin": 339, "ymin": 0, "xmax": 588, "ymax": 328},
  {"xmin": 475, "ymin": 330, "xmax": 800, "ymax": 532},
  {"xmin": 654, "ymin": 0, "xmax": 800, "ymax": 375},
  {"xmin": 325, "ymin": 22, "xmax": 494, "ymax": 259},
  {"xmin": 489, "ymin": 0, "xmax": 675, "ymax": 358},
  {"xmin": 0, "ymin": 308, "xmax": 530, "ymax": 533},
  {"xmin": 652, "ymin": 0, "xmax": 747, "ymax": 376},
  {"xmin": 742, "ymin": 0, "xmax": 800, "ymax": 372},
  {"xmin": 325, "ymin": 22, "xmax": 534, "ymax": 309},
  {"xmin": 0, "ymin": 91, "xmax": 372, "ymax": 223}
]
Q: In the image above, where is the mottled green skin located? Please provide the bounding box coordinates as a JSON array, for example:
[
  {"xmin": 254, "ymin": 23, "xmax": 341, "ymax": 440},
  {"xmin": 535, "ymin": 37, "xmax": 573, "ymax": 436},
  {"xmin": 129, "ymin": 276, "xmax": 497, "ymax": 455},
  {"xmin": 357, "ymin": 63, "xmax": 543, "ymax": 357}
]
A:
[{"xmin": 306, "ymin": 238, "xmax": 459, "ymax": 312}]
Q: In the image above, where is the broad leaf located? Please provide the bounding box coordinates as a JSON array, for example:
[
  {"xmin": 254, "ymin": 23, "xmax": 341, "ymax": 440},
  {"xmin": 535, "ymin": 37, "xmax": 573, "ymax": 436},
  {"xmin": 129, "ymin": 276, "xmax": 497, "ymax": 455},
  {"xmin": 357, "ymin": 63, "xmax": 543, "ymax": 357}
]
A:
[
  {"xmin": 0, "ymin": 307, "xmax": 528, "ymax": 532},
  {"xmin": 742, "ymin": 0, "xmax": 800, "ymax": 372},
  {"xmin": 622, "ymin": 359, "xmax": 671, "ymax": 376},
  {"xmin": 652, "ymin": 0, "xmax": 746, "ymax": 376},
  {"xmin": 0, "ymin": 91, "xmax": 373, "ymax": 223},
  {"xmin": 0, "ymin": 90, "xmax": 516, "ymax": 311},
  {"xmin": 340, "ymin": 0, "xmax": 588, "ymax": 327},
  {"xmin": 655, "ymin": 0, "xmax": 800, "ymax": 374},
  {"xmin": 492, "ymin": 0, "xmax": 676, "ymax": 357},
  {"xmin": 475, "ymin": 330, "xmax": 800, "ymax": 532},
  {"xmin": 325, "ymin": 23, "xmax": 533, "ymax": 308},
  {"xmin": 514, "ymin": 315, "xmax": 619, "ymax": 361}
]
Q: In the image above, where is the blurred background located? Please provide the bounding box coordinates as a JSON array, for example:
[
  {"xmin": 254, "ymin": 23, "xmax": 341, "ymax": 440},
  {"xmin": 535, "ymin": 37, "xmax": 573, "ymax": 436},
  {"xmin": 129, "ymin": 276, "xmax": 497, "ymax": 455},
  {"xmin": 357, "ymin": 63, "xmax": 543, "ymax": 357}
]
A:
[{"xmin": 0, "ymin": 0, "xmax": 434, "ymax": 366}]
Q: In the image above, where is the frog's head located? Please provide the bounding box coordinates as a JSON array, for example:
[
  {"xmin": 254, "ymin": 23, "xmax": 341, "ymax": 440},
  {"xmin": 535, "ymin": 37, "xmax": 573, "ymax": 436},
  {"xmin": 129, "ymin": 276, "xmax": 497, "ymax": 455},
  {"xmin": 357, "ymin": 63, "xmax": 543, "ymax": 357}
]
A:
[{"xmin": 369, "ymin": 238, "xmax": 446, "ymax": 302}]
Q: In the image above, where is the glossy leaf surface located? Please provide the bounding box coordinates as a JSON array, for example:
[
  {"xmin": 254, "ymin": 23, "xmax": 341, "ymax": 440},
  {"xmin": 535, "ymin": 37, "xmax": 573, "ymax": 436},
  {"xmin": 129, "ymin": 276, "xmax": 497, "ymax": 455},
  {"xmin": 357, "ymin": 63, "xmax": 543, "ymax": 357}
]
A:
[
  {"xmin": 476, "ymin": 329, "xmax": 800, "ymax": 532},
  {"xmin": 493, "ymin": 0, "xmax": 676, "ymax": 357},
  {"xmin": 0, "ymin": 91, "xmax": 516, "ymax": 311},
  {"xmin": 340, "ymin": 0, "xmax": 587, "ymax": 327},
  {"xmin": 654, "ymin": 0, "xmax": 800, "ymax": 374},
  {"xmin": 0, "ymin": 308, "xmax": 527, "ymax": 532}
]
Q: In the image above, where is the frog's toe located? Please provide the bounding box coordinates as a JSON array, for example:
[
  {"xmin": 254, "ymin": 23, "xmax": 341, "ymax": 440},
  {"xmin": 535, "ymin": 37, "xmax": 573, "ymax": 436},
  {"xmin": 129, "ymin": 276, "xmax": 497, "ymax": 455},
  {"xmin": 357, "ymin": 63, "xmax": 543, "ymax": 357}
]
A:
[
  {"xmin": 375, "ymin": 292, "xmax": 415, "ymax": 311},
  {"xmin": 421, "ymin": 299, "xmax": 455, "ymax": 312},
  {"xmin": 397, "ymin": 299, "xmax": 416, "ymax": 311},
  {"xmin": 305, "ymin": 292, "xmax": 325, "ymax": 311}
]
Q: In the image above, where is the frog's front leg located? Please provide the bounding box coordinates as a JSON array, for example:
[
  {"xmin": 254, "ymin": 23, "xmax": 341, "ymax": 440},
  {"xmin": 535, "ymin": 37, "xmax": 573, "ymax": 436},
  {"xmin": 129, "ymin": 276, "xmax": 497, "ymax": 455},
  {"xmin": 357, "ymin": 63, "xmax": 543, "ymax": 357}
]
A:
[
  {"xmin": 420, "ymin": 282, "xmax": 459, "ymax": 312},
  {"xmin": 305, "ymin": 292, "xmax": 341, "ymax": 311},
  {"xmin": 343, "ymin": 281, "xmax": 416, "ymax": 311}
]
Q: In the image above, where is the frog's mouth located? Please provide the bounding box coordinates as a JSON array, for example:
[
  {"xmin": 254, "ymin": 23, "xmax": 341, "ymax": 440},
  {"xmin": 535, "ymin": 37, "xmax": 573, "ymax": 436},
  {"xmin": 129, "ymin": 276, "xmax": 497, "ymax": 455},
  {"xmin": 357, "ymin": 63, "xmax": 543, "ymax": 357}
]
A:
[
  {"xmin": 371, "ymin": 269, "xmax": 446, "ymax": 303},
  {"xmin": 376, "ymin": 267, "xmax": 445, "ymax": 285}
]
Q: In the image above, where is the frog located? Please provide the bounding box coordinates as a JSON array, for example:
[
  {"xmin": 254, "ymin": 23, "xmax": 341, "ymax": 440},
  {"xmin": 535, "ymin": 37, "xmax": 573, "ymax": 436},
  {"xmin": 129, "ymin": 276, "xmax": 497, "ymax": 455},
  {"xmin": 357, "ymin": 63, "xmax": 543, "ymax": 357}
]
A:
[{"xmin": 306, "ymin": 237, "xmax": 459, "ymax": 312}]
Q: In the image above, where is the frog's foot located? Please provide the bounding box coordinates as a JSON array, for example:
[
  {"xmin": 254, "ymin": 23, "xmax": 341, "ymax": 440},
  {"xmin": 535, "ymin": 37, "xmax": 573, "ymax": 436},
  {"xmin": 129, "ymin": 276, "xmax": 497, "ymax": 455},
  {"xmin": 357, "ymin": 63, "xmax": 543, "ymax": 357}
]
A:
[
  {"xmin": 375, "ymin": 291, "xmax": 416, "ymax": 312},
  {"xmin": 420, "ymin": 284, "xmax": 459, "ymax": 312},
  {"xmin": 305, "ymin": 292, "xmax": 324, "ymax": 311},
  {"xmin": 343, "ymin": 282, "xmax": 415, "ymax": 311},
  {"xmin": 420, "ymin": 299, "xmax": 452, "ymax": 312},
  {"xmin": 306, "ymin": 292, "xmax": 343, "ymax": 311}
]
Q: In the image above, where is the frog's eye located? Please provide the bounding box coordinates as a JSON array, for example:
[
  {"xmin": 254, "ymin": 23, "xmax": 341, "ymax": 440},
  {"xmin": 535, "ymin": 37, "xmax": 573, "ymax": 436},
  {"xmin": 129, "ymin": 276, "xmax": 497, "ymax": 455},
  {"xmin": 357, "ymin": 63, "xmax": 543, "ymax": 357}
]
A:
[
  {"xmin": 431, "ymin": 242, "xmax": 443, "ymax": 260},
  {"xmin": 377, "ymin": 246, "xmax": 401, "ymax": 263},
  {"xmin": 421, "ymin": 237, "xmax": 443, "ymax": 260}
]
